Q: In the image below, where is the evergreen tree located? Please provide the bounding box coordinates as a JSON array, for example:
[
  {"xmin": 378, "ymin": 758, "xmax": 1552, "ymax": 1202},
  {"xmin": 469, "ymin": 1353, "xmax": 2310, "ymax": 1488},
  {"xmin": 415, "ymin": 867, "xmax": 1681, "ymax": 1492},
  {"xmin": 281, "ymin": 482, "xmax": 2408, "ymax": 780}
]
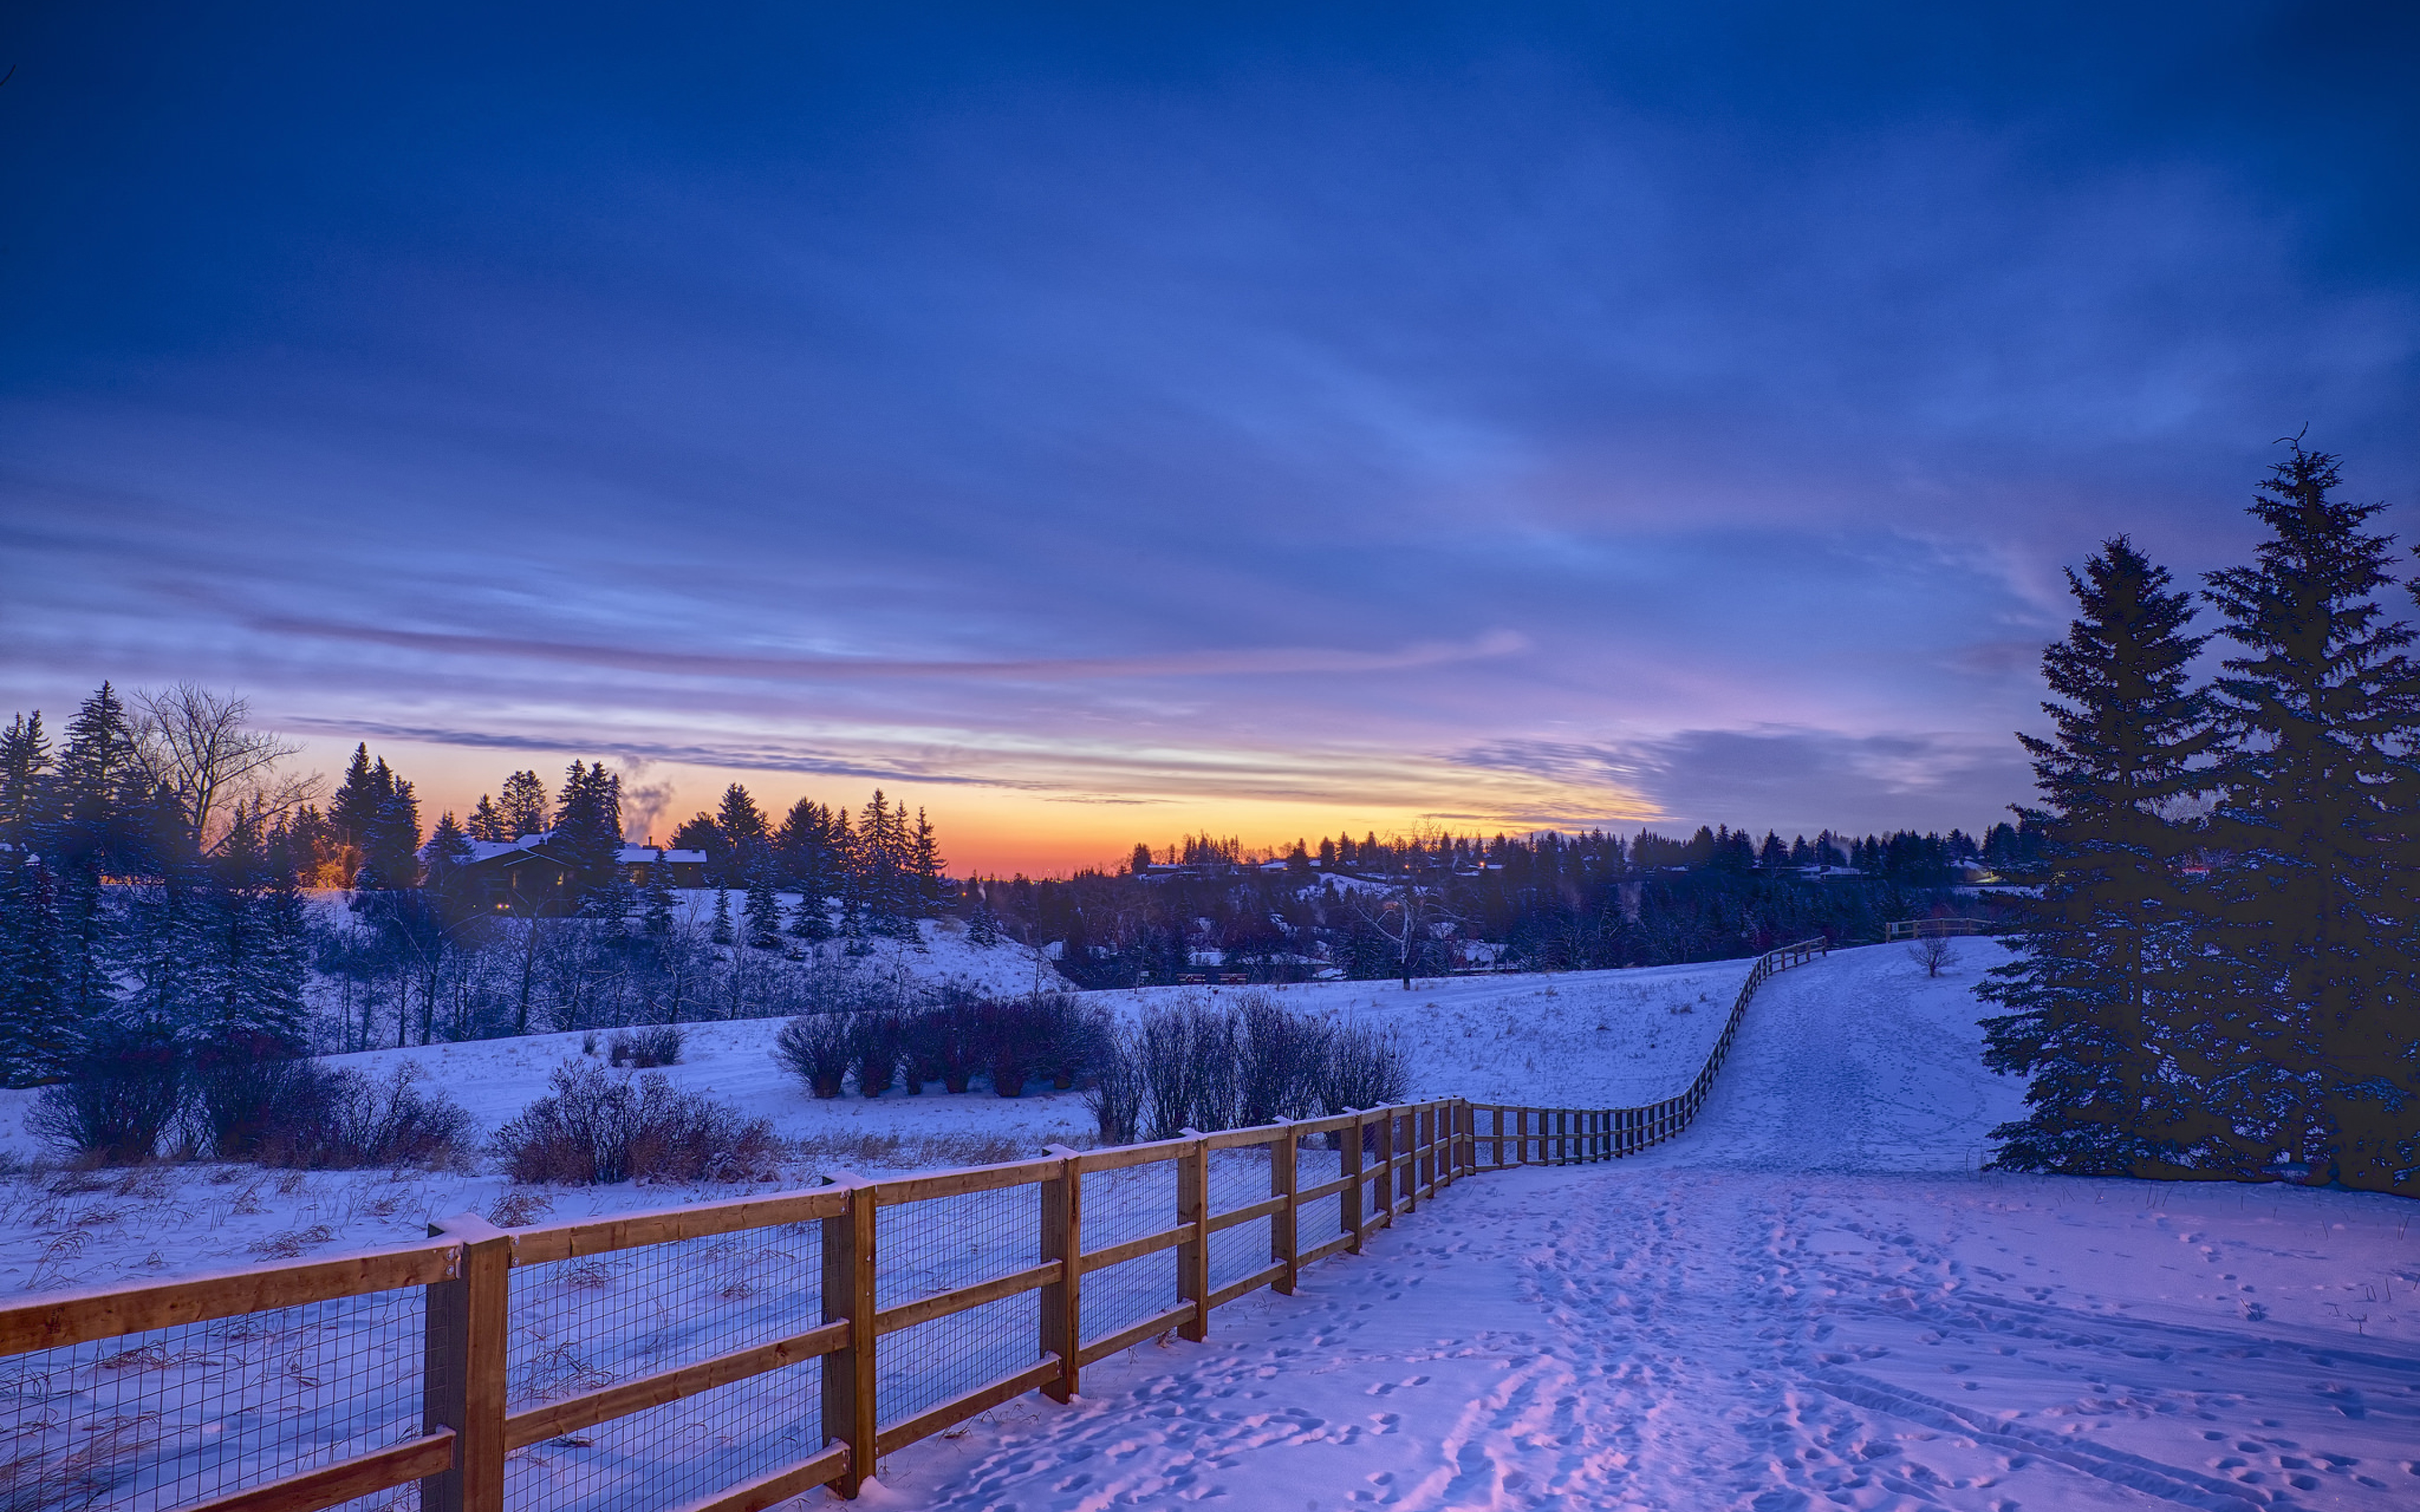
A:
[
  {"xmin": 911, "ymin": 807, "xmax": 945, "ymax": 915},
  {"xmin": 421, "ymin": 811, "xmax": 478, "ymax": 919},
  {"xmin": 713, "ymin": 784, "xmax": 768, "ymax": 886},
  {"xmin": 497, "ymin": 769, "xmax": 550, "ymax": 839},
  {"xmin": 52, "ymin": 684, "xmax": 143, "ymax": 1034},
  {"xmin": 357, "ymin": 759, "xmax": 423, "ymax": 888},
  {"xmin": 643, "ymin": 856, "xmax": 677, "ymax": 937},
  {"xmin": 1979, "ymin": 537, "xmax": 2220, "ymax": 1176},
  {"xmin": 710, "ymin": 886, "xmax": 734, "ymax": 946},
  {"xmin": 551, "ymin": 761, "xmax": 625, "ymax": 903},
  {"xmin": 0, "ymin": 711, "xmax": 52, "ymax": 848},
  {"xmin": 0, "ymin": 851, "xmax": 67, "ymax": 1083},
  {"xmin": 743, "ymin": 868, "xmax": 783, "ymax": 950},
  {"xmin": 2196, "ymin": 444, "xmax": 2420, "ymax": 1191},
  {"xmin": 466, "ymin": 794, "xmax": 509, "ymax": 844},
  {"xmin": 329, "ymin": 745, "xmax": 380, "ymax": 861},
  {"xmin": 183, "ymin": 807, "xmax": 309, "ymax": 1053}
]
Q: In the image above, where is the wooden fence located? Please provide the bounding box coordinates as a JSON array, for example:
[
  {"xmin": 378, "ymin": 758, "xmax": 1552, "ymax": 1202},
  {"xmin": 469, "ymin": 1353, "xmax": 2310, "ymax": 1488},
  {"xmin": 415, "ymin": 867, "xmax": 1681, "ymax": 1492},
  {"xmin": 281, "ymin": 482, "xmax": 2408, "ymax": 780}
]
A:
[
  {"xmin": 1882, "ymin": 917, "xmax": 1997, "ymax": 942},
  {"xmin": 0, "ymin": 938, "xmax": 1827, "ymax": 1512}
]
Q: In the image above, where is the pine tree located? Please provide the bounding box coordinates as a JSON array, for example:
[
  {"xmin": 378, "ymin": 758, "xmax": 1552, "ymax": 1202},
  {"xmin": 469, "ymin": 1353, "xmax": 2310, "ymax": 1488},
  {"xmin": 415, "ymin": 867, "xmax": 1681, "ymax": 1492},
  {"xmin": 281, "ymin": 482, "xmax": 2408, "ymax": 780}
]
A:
[
  {"xmin": 497, "ymin": 769, "xmax": 550, "ymax": 840},
  {"xmin": 643, "ymin": 856, "xmax": 677, "ymax": 937},
  {"xmin": 52, "ymin": 684, "xmax": 144, "ymax": 1036},
  {"xmin": 467, "ymin": 794, "xmax": 508, "ymax": 844},
  {"xmin": 550, "ymin": 762, "xmax": 625, "ymax": 905},
  {"xmin": 357, "ymin": 760, "xmax": 422, "ymax": 888},
  {"xmin": 329, "ymin": 745, "xmax": 380, "ymax": 862},
  {"xmin": 422, "ymin": 811, "xmax": 477, "ymax": 919},
  {"xmin": 1979, "ymin": 538, "xmax": 2220, "ymax": 1176},
  {"xmin": 2195, "ymin": 445, "xmax": 2420, "ymax": 1192},
  {"xmin": 744, "ymin": 868, "xmax": 783, "ymax": 950},
  {"xmin": 0, "ymin": 711, "xmax": 53, "ymax": 849},
  {"xmin": 911, "ymin": 808, "xmax": 945, "ymax": 916},
  {"xmin": 710, "ymin": 886, "xmax": 734, "ymax": 946},
  {"xmin": 0, "ymin": 851, "xmax": 68, "ymax": 1083}
]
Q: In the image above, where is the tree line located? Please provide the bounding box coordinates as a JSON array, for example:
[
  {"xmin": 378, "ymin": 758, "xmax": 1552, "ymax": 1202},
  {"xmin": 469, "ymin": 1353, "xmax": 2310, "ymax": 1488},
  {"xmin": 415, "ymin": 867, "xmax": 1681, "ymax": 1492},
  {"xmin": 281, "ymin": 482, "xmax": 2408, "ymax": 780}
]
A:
[{"xmin": 1983, "ymin": 443, "xmax": 2420, "ymax": 1197}]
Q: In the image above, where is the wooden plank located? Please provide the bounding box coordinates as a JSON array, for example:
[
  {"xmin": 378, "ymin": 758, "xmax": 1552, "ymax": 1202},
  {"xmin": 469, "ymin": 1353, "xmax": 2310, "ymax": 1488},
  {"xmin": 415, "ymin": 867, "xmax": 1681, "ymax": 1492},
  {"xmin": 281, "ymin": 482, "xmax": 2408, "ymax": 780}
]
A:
[
  {"xmin": 1297, "ymin": 1230, "xmax": 1356, "ymax": 1268},
  {"xmin": 1340, "ymin": 1113, "xmax": 1364, "ymax": 1253},
  {"xmin": 821, "ymin": 1179, "xmax": 877, "ymax": 1500},
  {"xmin": 0, "ymin": 1240, "xmax": 459, "ymax": 1358},
  {"xmin": 875, "ymin": 1358, "xmax": 1063, "ymax": 1457},
  {"xmin": 512, "ymin": 1187, "xmax": 847, "ymax": 1265},
  {"xmin": 1202, "ymin": 1123, "xmax": 1289, "ymax": 1150},
  {"xmin": 1205, "ymin": 1193, "xmax": 1286, "ymax": 1233},
  {"xmin": 659, "ymin": 1445, "xmax": 848, "ymax": 1512},
  {"xmin": 422, "ymin": 1216, "xmax": 509, "ymax": 1512},
  {"xmin": 1207, "ymin": 1263, "xmax": 1287, "ymax": 1312},
  {"xmin": 178, "ymin": 1432, "xmax": 455, "ymax": 1512},
  {"xmin": 502, "ymin": 1321, "xmax": 848, "ymax": 1450},
  {"xmin": 1296, "ymin": 1174, "xmax": 1355, "ymax": 1203},
  {"xmin": 873, "ymin": 1259, "xmax": 1061, "ymax": 1336},
  {"xmin": 1287, "ymin": 1111, "xmax": 1361, "ymax": 1137},
  {"xmin": 1077, "ymin": 1224, "xmax": 1187, "ymax": 1274},
  {"xmin": 873, "ymin": 1156, "xmax": 1060, "ymax": 1206},
  {"xmin": 1071, "ymin": 1136, "xmax": 1194, "ymax": 1174},
  {"xmin": 1075, "ymin": 1303, "xmax": 1197, "ymax": 1366}
]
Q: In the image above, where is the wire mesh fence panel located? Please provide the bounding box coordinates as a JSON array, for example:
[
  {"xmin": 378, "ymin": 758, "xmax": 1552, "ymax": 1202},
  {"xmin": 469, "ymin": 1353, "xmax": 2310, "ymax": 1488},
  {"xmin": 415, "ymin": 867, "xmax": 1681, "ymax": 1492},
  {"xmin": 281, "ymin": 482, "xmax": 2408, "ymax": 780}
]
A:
[
  {"xmin": 1076, "ymin": 1160, "xmax": 1177, "ymax": 1254},
  {"xmin": 1202, "ymin": 1146, "xmax": 1269, "ymax": 1220},
  {"xmin": 874, "ymin": 1185, "xmax": 1046, "ymax": 1428},
  {"xmin": 876, "ymin": 1292, "xmax": 1043, "ymax": 1430},
  {"xmin": 503, "ymin": 1223, "xmax": 824, "ymax": 1512},
  {"xmin": 0, "ymin": 1288, "xmax": 424, "ymax": 1512},
  {"xmin": 505, "ymin": 1366, "xmax": 824, "ymax": 1512},
  {"xmin": 1207, "ymin": 1218, "xmax": 1271, "ymax": 1297},
  {"xmin": 1076, "ymin": 1250, "xmax": 1177, "ymax": 1351}
]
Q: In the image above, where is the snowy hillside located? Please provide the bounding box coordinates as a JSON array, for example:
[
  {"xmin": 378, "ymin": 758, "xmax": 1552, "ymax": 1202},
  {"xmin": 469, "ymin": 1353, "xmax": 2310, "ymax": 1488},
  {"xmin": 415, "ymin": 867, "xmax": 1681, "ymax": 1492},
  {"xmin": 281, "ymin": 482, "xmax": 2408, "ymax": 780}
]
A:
[{"xmin": 0, "ymin": 956, "xmax": 1756, "ymax": 1296}]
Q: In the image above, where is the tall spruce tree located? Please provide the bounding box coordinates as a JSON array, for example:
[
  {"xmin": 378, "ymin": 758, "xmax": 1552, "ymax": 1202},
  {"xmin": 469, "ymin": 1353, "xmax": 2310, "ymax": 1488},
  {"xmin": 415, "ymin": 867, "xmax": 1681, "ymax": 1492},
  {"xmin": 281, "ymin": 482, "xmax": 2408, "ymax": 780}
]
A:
[
  {"xmin": 1979, "ymin": 538, "xmax": 2220, "ymax": 1175},
  {"xmin": 2196, "ymin": 444, "xmax": 2420, "ymax": 1193},
  {"xmin": 496, "ymin": 769, "xmax": 550, "ymax": 840},
  {"xmin": 551, "ymin": 762, "xmax": 624, "ymax": 907}
]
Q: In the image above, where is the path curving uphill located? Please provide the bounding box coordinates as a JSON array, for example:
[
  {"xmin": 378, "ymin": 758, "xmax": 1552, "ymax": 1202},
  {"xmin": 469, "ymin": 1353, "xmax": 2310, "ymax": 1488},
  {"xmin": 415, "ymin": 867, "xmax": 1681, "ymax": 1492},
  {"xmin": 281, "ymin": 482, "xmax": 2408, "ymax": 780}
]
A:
[{"xmin": 891, "ymin": 939, "xmax": 2420, "ymax": 1511}]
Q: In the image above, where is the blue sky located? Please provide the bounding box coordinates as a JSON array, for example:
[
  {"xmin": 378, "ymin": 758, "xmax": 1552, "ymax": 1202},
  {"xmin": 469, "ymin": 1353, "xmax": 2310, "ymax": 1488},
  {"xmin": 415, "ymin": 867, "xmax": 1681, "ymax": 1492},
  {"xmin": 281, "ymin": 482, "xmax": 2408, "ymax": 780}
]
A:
[{"xmin": 3, "ymin": 3, "xmax": 2416, "ymax": 871}]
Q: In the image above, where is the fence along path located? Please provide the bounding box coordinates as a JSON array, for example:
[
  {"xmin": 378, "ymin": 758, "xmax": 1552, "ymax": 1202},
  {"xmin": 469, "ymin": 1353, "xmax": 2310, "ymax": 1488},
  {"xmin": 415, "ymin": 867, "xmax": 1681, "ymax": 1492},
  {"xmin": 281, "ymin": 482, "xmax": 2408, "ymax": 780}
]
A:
[{"xmin": 0, "ymin": 937, "xmax": 1828, "ymax": 1512}]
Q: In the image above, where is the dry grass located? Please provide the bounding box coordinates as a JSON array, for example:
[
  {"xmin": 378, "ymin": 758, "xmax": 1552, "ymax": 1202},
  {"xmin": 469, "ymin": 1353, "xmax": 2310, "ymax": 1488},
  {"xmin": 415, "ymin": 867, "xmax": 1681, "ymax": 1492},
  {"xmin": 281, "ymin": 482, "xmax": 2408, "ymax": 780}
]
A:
[
  {"xmin": 246, "ymin": 1224, "xmax": 335, "ymax": 1260},
  {"xmin": 785, "ymin": 1130, "xmax": 1083, "ymax": 1173},
  {"xmin": 487, "ymin": 1190, "xmax": 555, "ymax": 1228}
]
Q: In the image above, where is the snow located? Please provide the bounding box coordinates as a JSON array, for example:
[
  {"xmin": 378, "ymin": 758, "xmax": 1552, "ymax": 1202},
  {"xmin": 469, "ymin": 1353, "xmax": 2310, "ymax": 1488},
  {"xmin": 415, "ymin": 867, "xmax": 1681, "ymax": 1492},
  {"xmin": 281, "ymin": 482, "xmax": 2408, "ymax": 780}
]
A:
[
  {"xmin": 7, "ymin": 939, "xmax": 2416, "ymax": 1510},
  {"xmin": 857, "ymin": 940, "xmax": 2420, "ymax": 1510}
]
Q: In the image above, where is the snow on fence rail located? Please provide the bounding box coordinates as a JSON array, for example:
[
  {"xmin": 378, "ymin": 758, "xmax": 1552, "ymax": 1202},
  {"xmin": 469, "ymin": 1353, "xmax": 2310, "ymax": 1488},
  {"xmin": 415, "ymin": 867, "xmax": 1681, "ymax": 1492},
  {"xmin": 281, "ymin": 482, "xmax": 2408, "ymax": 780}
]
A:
[
  {"xmin": 0, "ymin": 938, "xmax": 1826, "ymax": 1512},
  {"xmin": 1882, "ymin": 917, "xmax": 1998, "ymax": 942}
]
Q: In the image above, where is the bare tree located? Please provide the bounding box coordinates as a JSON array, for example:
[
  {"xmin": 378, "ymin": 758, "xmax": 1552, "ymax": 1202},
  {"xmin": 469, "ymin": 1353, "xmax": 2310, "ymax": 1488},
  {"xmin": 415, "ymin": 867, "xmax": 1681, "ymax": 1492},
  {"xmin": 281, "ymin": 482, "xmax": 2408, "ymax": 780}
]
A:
[
  {"xmin": 1910, "ymin": 935, "xmax": 1954, "ymax": 978},
  {"xmin": 1351, "ymin": 872, "xmax": 1459, "ymax": 990},
  {"xmin": 132, "ymin": 684, "xmax": 315, "ymax": 850}
]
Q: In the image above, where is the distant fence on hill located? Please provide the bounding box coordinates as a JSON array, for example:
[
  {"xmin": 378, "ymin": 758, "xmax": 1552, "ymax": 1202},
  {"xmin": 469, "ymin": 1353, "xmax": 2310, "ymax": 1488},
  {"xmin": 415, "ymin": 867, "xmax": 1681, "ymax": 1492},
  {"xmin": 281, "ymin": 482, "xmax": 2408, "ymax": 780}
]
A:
[
  {"xmin": 0, "ymin": 939, "xmax": 1828, "ymax": 1511},
  {"xmin": 1883, "ymin": 916, "xmax": 2002, "ymax": 942}
]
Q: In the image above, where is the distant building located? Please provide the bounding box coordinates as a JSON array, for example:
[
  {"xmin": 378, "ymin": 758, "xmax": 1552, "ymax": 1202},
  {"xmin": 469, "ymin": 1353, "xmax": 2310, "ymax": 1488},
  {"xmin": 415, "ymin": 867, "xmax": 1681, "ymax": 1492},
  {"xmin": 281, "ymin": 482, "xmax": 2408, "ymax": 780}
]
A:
[{"xmin": 455, "ymin": 835, "xmax": 707, "ymax": 915}]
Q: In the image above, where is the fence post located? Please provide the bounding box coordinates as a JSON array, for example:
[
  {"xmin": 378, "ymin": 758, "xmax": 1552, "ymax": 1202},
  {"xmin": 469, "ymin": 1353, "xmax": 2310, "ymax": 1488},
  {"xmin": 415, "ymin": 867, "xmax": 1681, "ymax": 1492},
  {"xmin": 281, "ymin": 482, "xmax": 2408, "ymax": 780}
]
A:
[
  {"xmin": 422, "ymin": 1215, "xmax": 509, "ymax": 1512},
  {"xmin": 1373, "ymin": 1108, "xmax": 1395, "ymax": 1228},
  {"xmin": 1341, "ymin": 1110, "xmax": 1365, "ymax": 1253},
  {"xmin": 1040, "ymin": 1146, "xmax": 1081, "ymax": 1402},
  {"xmin": 821, "ymin": 1176, "xmax": 878, "ymax": 1498},
  {"xmin": 1177, "ymin": 1130, "xmax": 1209, "ymax": 1342},
  {"xmin": 1491, "ymin": 1105, "xmax": 1504, "ymax": 1169},
  {"xmin": 1271, "ymin": 1127, "xmax": 1298, "ymax": 1295},
  {"xmin": 1401, "ymin": 1109, "xmax": 1418, "ymax": 1215}
]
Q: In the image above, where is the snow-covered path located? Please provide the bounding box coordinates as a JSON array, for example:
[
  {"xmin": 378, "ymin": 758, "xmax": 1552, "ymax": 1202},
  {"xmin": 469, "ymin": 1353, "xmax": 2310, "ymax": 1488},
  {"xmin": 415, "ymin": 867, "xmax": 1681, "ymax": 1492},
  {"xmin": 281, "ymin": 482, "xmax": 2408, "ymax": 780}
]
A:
[{"xmin": 864, "ymin": 942, "xmax": 2420, "ymax": 1510}]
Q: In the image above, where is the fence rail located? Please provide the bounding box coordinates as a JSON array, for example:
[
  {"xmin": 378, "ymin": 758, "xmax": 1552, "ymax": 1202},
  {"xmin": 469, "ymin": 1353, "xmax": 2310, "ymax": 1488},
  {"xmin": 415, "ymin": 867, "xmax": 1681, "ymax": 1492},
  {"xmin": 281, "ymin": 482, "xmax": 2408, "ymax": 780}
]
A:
[{"xmin": 0, "ymin": 938, "xmax": 1827, "ymax": 1512}]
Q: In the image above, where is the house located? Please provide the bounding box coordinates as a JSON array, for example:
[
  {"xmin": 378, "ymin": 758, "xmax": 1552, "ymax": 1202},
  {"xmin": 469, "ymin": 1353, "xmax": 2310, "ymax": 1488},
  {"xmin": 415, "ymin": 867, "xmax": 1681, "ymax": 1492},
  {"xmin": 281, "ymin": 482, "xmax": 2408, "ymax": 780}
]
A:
[{"xmin": 453, "ymin": 835, "xmax": 708, "ymax": 915}]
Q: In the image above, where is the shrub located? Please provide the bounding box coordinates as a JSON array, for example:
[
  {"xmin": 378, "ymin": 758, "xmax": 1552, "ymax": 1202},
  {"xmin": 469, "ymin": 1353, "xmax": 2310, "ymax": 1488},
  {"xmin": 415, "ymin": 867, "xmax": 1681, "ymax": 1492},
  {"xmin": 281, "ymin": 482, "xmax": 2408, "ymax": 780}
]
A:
[
  {"xmin": 1084, "ymin": 1028, "xmax": 1144, "ymax": 1145},
  {"xmin": 609, "ymin": 1025, "xmax": 685, "ymax": 1068},
  {"xmin": 262, "ymin": 1065, "xmax": 475, "ymax": 1170},
  {"xmin": 773, "ymin": 1013, "xmax": 853, "ymax": 1099},
  {"xmin": 25, "ymin": 1031, "xmax": 185, "ymax": 1165},
  {"xmin": 493, "ymin": 1061, "xmax": 778, "ymax": 1184},
  {"xmin": 1136, "ymin": 1002, "xmax": 1236, "ymax": 1140},
  {"xmin": 1317, "ymin": 1019, "xmax": 1409, "ymax": 1116},
  {"xmin": 1236, "ymin": 993, "xmax": 1327, "ymax": 1125},
  {"xmin": 981, "ymin": 999, "xmax": 1039, "ymax": 1097},
  {"xmin": 849, "ymin": 1011, "xmax": 903, "ymax": 1098},
  {"xmin": 192, "ymin": 1051, "xmax": 330, "ymax": 1160}
]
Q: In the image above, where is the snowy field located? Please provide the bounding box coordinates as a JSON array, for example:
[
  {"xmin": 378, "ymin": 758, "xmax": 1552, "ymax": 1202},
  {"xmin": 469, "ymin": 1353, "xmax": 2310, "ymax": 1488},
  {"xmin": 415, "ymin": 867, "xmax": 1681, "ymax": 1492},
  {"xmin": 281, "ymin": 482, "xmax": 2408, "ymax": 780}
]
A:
[
  {"xmin": 0, "ymin": 957, "xmax": 1751, "ymax": 1295},
  {"xmin": 861, "ymin": 939, "xmax": 2420, "ymax": 1511},
  {"xmin": 6, "ymin": 940, "xmax": 2416, "ymax": 1511}
]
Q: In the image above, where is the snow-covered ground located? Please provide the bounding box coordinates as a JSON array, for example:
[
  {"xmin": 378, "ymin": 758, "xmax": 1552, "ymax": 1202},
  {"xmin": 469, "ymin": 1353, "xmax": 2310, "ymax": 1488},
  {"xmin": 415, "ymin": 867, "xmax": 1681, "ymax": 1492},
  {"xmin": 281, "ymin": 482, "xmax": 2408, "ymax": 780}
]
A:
[
  {"xmin": 9, "ymin": 940, "xmax": 2416, "ymax": 1510},
  {"xmin": 861, "ymin": 939, "xmax": 2420, "ymax": 1511},
  {"xmin": 0, "ymin": 958, "xmax": 1751, "ymax": 1293}
]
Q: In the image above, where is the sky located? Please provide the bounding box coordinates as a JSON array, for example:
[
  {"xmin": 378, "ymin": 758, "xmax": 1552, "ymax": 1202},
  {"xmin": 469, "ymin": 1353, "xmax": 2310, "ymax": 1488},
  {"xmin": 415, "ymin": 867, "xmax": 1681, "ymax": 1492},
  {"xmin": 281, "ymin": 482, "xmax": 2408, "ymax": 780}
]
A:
[{"xmin": 3, "ymin": 3, "xmax": 2417, "ymax": 876}]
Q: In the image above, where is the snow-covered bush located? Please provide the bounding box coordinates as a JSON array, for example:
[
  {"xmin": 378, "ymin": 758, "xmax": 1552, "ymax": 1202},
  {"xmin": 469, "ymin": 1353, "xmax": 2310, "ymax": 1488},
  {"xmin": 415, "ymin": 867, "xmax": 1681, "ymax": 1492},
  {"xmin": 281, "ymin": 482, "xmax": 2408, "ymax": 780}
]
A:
[
  {"xmin": 772, "ymin": 1013, "xmax": 853, "ymax": 1099},
  {"xmin": 1316, "ymin": 1020, "xmax": 1408, "ymax": 1116},
  {"xmin": 609, "ymin": 1024, "xmax": 684, "ymax": 1068},
  {"xmin": 849, "ymin": 1010, "xmax": 904, "ymax": 1097},
  {"xmin": 492, "ymin": 1061, "xmax": 776, "ymax": 1184},
  {"xmin": 903, "ymin": 995, "xmax": 981, "ymax": 1093},
  {"xmin": 1235, "ymin": 993, "xmax": 1327, "ymax": 1125},
  {"xmin": 192, "ymin": 1051, "xmax": 330, "ymax": 1159}
]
